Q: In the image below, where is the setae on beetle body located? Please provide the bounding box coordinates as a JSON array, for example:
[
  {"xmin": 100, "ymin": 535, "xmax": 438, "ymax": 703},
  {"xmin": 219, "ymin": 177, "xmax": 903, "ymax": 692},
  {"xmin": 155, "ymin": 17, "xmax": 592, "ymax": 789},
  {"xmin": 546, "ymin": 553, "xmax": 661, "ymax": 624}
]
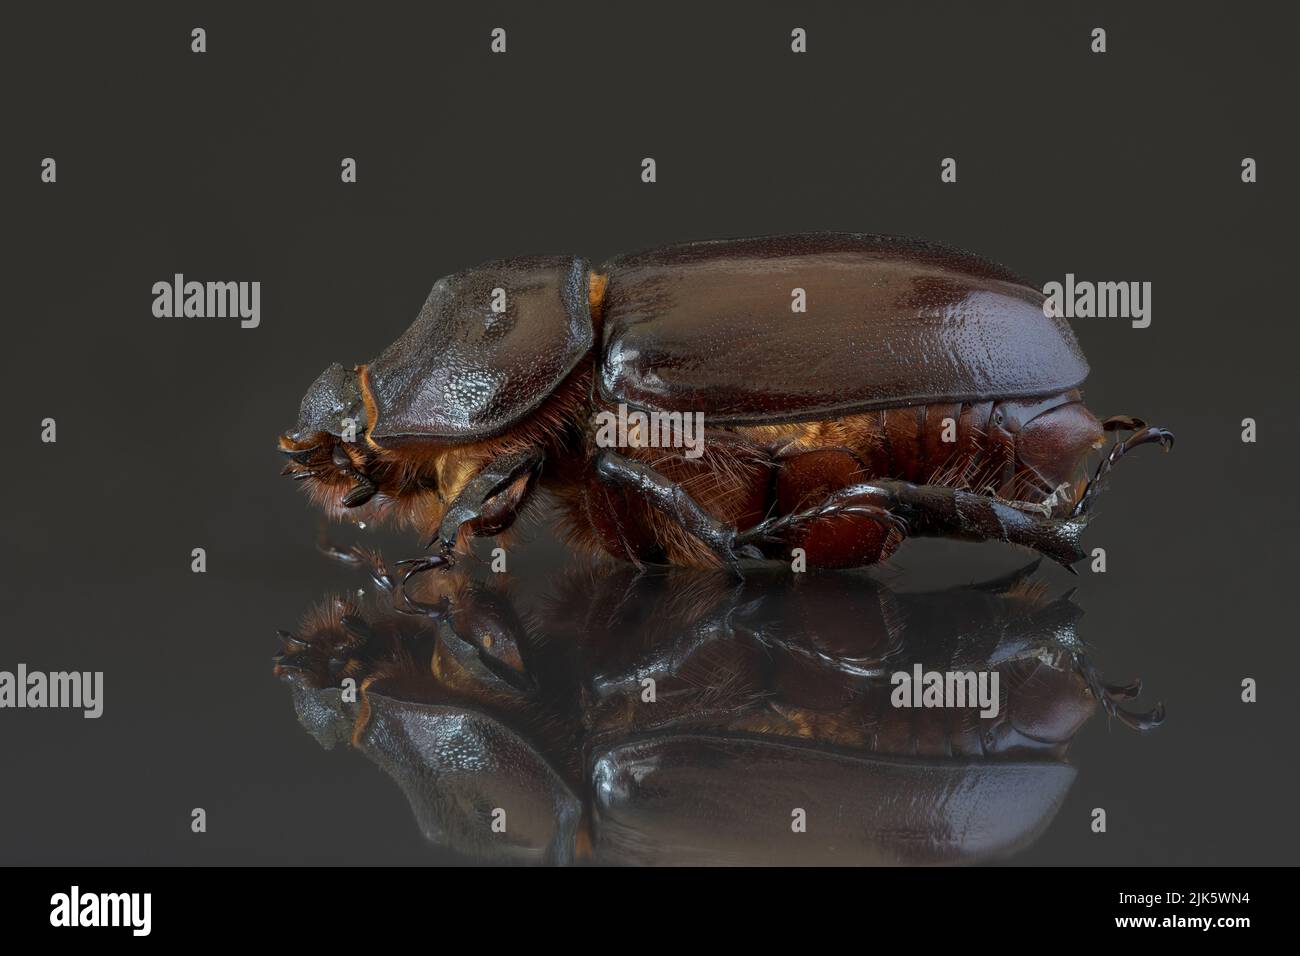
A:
[{"xmin": 279, "ymin": 234, "xmax": 1172, "ymax": 578}]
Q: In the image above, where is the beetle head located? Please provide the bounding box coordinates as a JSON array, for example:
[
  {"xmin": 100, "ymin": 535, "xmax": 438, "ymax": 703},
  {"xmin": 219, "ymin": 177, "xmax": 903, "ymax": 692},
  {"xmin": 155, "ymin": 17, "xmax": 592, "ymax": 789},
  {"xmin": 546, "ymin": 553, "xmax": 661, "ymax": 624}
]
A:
[
  {"xmin": 284, "ymin": 361, "xmax": 367, "ymax": 444},
  {"xmin": 278, "ymin": 362, "xmax": 438, "ymax": 522}
]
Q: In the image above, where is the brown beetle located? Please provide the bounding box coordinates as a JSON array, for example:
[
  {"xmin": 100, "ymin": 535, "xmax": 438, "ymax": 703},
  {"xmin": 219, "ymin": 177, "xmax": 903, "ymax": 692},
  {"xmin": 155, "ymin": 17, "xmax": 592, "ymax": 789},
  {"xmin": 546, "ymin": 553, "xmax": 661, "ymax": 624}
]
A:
[
  {"xmin": 274, "ymin": 555, "xmax": 1162, "ymax": 864},
  {"xmin": 278, "ymin": 234, "xmax": 1173, "ymax": 579}
]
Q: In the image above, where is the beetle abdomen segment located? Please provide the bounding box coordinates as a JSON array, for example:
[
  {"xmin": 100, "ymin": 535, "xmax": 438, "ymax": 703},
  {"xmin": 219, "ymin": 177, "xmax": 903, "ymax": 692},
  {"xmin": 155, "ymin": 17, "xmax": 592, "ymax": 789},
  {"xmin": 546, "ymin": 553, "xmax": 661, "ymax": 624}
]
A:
[
  {"xmin": 742, "ymin": 401, "xmax": 1005, "ymax": 491},
  {"xmin": 364, "ymin": 256, "xmax": 594, "ymax": 443},
  {"xmin": 598, "ymin": 233, "xmax": 1089, "ymax": 426}
]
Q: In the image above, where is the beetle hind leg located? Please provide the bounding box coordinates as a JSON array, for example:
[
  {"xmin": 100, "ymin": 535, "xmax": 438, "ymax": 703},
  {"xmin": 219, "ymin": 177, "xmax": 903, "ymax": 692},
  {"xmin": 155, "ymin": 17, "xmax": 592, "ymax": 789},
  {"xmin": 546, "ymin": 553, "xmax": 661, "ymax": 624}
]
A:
[
  {"xmin": 739, "ymin": 479, "xmax": 1091, "ymax": 571},
  {"xmin": 1070, "ymin": 649, "xmax": 1167, "ymax": 732},
  {"xmin": 823, "ymin": 481, "xmax": 1090, "ymax": 570},
  {"xmin": 593, "ymin": 451, "xmax": 1097, "ymax": 572},
  {"xmin": 1073, "ymin": 422, "xmax": 1175, "ymax": 517},
  {"xmin": 733, "ymin": 487, "xmax": 909, "ymax": 565}
]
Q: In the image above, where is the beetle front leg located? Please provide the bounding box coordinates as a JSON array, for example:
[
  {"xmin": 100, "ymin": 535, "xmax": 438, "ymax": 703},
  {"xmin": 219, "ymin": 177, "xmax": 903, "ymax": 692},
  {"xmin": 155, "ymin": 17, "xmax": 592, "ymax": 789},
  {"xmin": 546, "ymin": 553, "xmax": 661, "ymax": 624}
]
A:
[{"xmin": 397, "ymin": 446, "xmax": 545, "ymax": 589}]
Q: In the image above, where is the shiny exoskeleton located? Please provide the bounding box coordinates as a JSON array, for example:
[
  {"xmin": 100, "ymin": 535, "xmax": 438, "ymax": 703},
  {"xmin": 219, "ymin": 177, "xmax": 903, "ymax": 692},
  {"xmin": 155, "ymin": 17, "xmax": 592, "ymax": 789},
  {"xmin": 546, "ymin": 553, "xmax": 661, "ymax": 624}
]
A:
[
  {"xmin": 274, "ymin": 556, "xmax": 1163, "ymax": 864},
  {"xmin": 278, "ymin": 234, "xmax": 1173, "ymax": 578}
]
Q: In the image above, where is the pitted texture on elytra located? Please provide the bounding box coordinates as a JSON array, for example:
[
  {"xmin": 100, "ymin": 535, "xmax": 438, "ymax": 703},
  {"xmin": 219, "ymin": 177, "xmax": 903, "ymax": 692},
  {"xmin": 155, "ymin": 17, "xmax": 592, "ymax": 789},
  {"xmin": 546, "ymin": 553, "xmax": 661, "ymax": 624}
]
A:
[
  {"xmin": 367, "ymin": 256, "xmax": 592, "ymax": 441},
  {"xmin": 292, "ymin": 361, "xmax": 366, "ymax": 440},
  {"xmin": 599, "ymin": 234, "xmax": 1089, "ymax": 425}
]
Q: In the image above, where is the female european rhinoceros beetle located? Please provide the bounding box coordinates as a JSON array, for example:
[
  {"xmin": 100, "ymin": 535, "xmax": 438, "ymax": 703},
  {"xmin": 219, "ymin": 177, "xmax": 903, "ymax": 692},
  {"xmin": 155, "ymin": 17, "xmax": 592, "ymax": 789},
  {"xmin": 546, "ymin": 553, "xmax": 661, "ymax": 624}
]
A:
[
  {"xmin": 278, "ymin": 233, "xmax": 1172, "ymax": 580},
  {"xmin": 273, "ymin": 556, "xmax": 1163, "ymax": 864}
]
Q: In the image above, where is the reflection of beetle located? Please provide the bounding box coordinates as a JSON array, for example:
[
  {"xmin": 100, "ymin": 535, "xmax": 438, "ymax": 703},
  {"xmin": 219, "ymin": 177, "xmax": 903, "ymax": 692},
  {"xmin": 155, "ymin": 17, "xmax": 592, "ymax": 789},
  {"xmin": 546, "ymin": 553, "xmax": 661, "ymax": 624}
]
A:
[
  {"xmin": 274, "ymin": 556, "xmax": 1162, "ymax": 865},
  {"xmin": 279, "ymin": 234, "xmax": 1172, "ymax": 577}
]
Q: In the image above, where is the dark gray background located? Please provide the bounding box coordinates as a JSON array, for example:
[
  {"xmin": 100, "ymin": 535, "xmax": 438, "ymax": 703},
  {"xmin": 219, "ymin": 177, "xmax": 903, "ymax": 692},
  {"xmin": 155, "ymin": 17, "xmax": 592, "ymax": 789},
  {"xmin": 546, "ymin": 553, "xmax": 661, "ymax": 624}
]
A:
[{"xmin": 3, "ymin": 1, "xmax": 1297, "ymax": 864}]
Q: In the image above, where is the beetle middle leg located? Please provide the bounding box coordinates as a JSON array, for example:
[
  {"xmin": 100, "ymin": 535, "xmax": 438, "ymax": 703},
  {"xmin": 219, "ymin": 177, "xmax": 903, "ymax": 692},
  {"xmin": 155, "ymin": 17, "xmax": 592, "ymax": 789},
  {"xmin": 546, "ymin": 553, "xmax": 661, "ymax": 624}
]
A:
[{"xmin": 593, "ymin": 451, "xmax": 757, "ymax": 569}]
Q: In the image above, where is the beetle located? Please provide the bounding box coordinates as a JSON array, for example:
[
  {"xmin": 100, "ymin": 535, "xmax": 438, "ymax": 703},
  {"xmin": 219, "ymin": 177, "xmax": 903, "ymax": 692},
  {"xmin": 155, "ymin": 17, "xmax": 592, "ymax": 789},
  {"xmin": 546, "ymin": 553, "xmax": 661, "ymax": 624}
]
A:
[
  {"xmin": 278, "ymin": 233, "xmax": 1173, "ymax": 580},
  {"xmin": 274, "ymin": 554, "xmax": 1162, "ymax": 864}
]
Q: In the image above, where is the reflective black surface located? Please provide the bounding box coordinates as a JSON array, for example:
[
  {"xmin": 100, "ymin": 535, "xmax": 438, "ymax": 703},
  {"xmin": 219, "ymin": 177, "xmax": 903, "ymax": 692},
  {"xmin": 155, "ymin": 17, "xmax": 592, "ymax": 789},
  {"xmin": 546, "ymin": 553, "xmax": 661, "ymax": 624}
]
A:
[
  {"xmin": 276, "ymin": 556, "xmax": 1164, "ymax": 864},
  {"xmin": 4, "ymin": 2, "xmax": 1297, "ymax": 865}
]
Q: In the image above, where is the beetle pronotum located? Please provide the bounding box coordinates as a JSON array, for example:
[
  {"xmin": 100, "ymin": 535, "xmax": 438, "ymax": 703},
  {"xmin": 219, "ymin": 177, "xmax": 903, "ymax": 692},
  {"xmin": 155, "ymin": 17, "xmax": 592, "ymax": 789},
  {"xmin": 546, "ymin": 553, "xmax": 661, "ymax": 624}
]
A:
[{"xmin": 278, "ymin": 234, "xmax": 1173, "ymax": 581}]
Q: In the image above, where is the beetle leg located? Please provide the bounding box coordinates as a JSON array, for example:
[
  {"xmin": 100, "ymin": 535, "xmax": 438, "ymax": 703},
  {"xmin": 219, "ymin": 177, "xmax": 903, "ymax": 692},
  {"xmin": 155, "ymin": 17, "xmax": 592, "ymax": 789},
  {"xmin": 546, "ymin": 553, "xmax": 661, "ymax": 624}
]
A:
[
  {"xmin": 434, "ymin": 446, "xmax": 546, "ymax": 544},
  {"xmin": 960, "ymin": 558, "xmax": 1044, "ymax": 593},
  {"xmin": 1102, "ymin": 676, "xmax": 1144, "ymax": 701},
  {"xmin": 393, "ymin": 568, "xmax": 453, "ymax": 618},
  {"xmin": 749, "ymin": 480, "xmax": 1090, "ymax": 570},
  {"xmin": 1070, "ymin": 650, "xmax": 1166, "ymax": 732},
  {"xmin": 593, "ymin": 451, "xmax": 756, "ymax": 571},
  {"xmin": 276, "ymin": 628, "xmax": 308, "ymax": 650},
  {"xmin": 312, "ymin": 526, "xmax": 402, "ymax": 592},
  {"xmin": 595, "ymin": 452, "xmax": 1090, "ymax": 571},
  {"xmin": 316, "ymin": 532, "xmax": 364, "ymax": 567},
  {"xmin": 1101, "ymin": 414, "xmax": 1146, "ymax": 432},
  {"xmin": 391, "ymin": 447, "xmax": 546, "ymax": 601},
  {"xmin": 735, "ymin": 490, "xmax": 908, "ymax": 547},
  {"xmin": 1073, "ymin": 423, "xmax": 1175, "ymax": 517},
  {"xmin": 395, "ymin": 550, "xmax": 454, "ymax": 588},
  {"xmin": 871, "ymin": 480, "xmax": 1092, "ymax": 570}
]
